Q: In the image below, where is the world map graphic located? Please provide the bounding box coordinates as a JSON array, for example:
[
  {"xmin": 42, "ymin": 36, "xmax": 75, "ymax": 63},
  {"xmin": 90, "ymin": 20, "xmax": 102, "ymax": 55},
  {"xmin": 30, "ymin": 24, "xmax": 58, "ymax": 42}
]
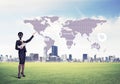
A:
[{"xmin": 24, "ymin": 16, "xmax": 106, "ymax": 54}]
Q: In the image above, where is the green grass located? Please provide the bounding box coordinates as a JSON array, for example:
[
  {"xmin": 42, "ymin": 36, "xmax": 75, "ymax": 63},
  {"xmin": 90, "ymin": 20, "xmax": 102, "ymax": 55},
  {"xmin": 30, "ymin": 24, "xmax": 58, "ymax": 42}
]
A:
[{"xmin": 0, "ymin": 62, "xmax": 120, "ymax": 84}]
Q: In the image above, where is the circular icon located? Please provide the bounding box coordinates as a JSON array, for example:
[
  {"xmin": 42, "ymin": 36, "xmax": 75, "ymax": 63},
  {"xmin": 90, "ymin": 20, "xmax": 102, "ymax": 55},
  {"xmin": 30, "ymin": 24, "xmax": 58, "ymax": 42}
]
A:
[{"xmin": 97, "ymin": 33, "xmax": 107, "ymax": 42}]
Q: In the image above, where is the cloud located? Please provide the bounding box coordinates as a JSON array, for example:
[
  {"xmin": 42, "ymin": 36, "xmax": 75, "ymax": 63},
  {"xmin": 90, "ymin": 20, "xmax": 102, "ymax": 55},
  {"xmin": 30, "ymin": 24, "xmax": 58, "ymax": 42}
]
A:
[
  {"xmin": 0, "ymin": 0, "xmax": 58, "ymax": 13},
  {"xmin": 0, "ymin": 0, "xmax": 91, "ymax": 14},
  {"xmin": 0, "ymin": 0, "xmax": 74, "ymax": 14}
]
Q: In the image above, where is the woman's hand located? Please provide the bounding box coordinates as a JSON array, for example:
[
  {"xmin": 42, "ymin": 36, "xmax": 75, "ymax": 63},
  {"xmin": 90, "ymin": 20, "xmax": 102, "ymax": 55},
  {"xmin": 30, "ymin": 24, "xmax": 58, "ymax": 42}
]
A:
[{"xmin": 32, "ymin": 32, "xmax": 36, "ymax": 36}]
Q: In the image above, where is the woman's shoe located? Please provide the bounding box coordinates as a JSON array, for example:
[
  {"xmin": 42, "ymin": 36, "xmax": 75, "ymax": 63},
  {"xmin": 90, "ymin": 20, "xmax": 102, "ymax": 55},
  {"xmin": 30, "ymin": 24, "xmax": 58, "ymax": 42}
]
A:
[
  {"xmin": 18, "ymin": 73, "xmax": 21, "ymax": 79},
  {"xmin": 21, "ymin": 72, "xmax": 25, "ymax": 77}
]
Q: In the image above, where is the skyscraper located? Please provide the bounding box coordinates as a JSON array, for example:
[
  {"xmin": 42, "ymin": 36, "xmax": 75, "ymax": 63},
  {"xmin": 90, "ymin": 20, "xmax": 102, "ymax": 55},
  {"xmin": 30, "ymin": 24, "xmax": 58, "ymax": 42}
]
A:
[
  {"xmin": 29, "ymin": 53, "xmax": 39, "ymax": 61},
  {"xmin": 83, "ymin": 54, "xmax": 88, "ymax": 62},
  {"xmin": 94, "ymin": 55, "xmax": 97, "ymax": 61},
  {"xmin": 69, "ymin": 54, "xmax": 72, "ymax": 61},
  {"xmin": 52, "ymin": 45, "xmax": 58, "ymax": 56}
]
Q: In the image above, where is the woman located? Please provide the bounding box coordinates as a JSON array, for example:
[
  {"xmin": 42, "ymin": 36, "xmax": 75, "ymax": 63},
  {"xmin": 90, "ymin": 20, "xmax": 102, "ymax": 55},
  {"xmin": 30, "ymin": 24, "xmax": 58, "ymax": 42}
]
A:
[{"xmin": 15, "ymin": 32, "xmax": 35, "ymax": 79}]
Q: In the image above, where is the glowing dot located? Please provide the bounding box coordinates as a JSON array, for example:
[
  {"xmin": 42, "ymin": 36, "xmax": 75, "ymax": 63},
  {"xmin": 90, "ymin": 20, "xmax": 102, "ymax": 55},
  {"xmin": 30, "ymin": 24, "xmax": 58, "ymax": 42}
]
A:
[{"xmin": 97, "ymin": 33, "xmax": 107, "ymax": 42}]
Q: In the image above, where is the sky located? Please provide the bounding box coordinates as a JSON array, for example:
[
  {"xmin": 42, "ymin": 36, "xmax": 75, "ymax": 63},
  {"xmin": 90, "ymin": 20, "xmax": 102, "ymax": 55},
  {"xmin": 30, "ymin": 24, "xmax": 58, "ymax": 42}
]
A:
[{"xmin": 0, "ymin": 0, "xmax": 120, "ymax": 58}]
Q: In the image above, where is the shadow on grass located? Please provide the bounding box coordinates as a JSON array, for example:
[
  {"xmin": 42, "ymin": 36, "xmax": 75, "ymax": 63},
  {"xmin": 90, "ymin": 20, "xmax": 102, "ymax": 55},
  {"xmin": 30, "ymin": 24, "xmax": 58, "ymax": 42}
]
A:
[{"xmin": 9, "ymin": 74, "xmax": 18, "ymax": 79}]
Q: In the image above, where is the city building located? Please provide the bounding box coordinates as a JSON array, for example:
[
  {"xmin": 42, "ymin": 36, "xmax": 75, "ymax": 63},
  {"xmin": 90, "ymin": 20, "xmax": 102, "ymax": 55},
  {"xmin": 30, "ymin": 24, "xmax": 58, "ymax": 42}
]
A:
[
  {"xmin": 61, "ymin": 54, "xmax": 67, "ymax": 62},
  {"xmin": 105, "ymin": 57, "xmax": 109, "ymax": 62},
  {"xmin": 29, "ymin": 53, "xmax": 39, "ymax": 61},
  {"xmin": 109, "ymin": 56, "xmax": 115, "ymax": 62},
  {"xmin": 68, "ymin": 54, "xmax": 72, "ymax": 61},
  {"xmin": 94, "ymin": 55, "xmax": 97, "ymax": 62},
  {"xmin": 26, "ymin": 56, "xmax": 31, "ymax": 61},
  {"xmin": 83, "ymin": 54, "xmax": 88, "ymax": 62},
  {"xmin": 48, "ymin": 45, "xmax": 60, "ymax": 62},
  {"xmin": 51, "ymin": 45, "xmax": 58, "ymax": 56}
]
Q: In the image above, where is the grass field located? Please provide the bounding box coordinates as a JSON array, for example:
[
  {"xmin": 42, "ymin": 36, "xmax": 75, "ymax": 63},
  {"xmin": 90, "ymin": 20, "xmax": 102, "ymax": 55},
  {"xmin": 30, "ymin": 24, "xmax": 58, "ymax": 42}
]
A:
[{"xmin": 0, "ymin": 62, "xmax": 120, "ymax": 84}]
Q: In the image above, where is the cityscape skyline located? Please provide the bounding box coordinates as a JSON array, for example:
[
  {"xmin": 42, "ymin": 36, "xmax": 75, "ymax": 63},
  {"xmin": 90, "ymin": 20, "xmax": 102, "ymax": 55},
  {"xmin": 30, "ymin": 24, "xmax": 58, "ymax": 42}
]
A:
[
  {"xmin": 0, "ymin": 51, "xmax": 120, "ymax": 63},
  {"xmin": 0, "ymin": 44, "xmax": 119, "ymax": 61}
]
